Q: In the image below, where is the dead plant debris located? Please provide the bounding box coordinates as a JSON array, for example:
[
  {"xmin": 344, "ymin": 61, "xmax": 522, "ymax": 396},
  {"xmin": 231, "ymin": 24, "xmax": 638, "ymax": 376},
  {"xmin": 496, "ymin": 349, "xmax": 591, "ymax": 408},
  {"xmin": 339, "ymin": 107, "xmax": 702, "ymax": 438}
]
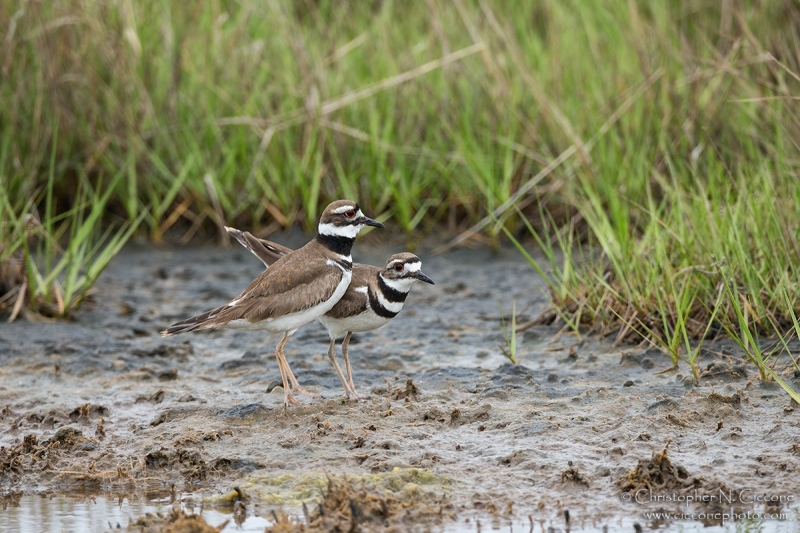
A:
[
  {"xmin": 0, "ymin": 427, "xmax": 97, "ymax": 482},
  {"xmin": 125, "ymin": 507, "xmax": 226, "ymax": 533},
  {"xmin": 619, "ymin": 442, "xmax": 732, "ymax": 504},
  {"xmin": 265, "ymin": 477, "xmax": 453, "ymax": 532}
]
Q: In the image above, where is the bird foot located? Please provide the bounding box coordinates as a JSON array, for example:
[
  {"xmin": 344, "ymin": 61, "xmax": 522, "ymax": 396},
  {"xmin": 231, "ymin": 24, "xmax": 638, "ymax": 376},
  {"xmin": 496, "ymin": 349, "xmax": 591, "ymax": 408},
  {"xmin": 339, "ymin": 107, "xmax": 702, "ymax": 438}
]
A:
[
  {"xmin": 283, "ymin": 392, "xmax": 302, "ymax": 406},
  {"xmin": 291, "ymin": 386, "xmax": 320, "ymax": 399},
  {"xmin": 344, "ymin": 390, "xmax": 370, "ymax": 401}
]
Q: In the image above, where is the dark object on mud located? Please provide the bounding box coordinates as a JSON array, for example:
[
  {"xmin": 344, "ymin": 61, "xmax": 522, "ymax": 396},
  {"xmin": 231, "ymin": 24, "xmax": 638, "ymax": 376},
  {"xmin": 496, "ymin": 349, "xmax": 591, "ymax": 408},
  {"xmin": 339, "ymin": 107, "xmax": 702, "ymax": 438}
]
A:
[
  {"xmin": 133, "ymin": 342, "xmax": 194, "ymax": 360},
  {"xmin": 490, "ymin": 363, "xmax": 536, "ymax": 388},
  {"xmin": 700, "ymin": 360, "xmax": 749, "ymax": 381},
  {"xmin": 157, "ymin": 368, "xmax": 179, "ymax": 381},
  {"xmin": 219, "ymin": 403, "xmax": 271, "ymax": 419},
  {"xmin": 45, "ymin": 426, "xmax": 91, "ymax": 450},
  {"xmin": 561, "ymin": 461, "xmax": 589, "ymax": 486},
  {"xmin": 265, "ymin": 477, "xmax": 453, "ymax": 532},
  {"xmin": 125, "ymin": 507, "xmax": 226, "ymax": 533},
  {"xmin": 137, "ymin": 390, "xmax": 166, "ymax": 404},
  {"xmin": 390, "ymin": 378, "xmax": 419, "ymax": 401},
  {"xmin": 69, "ymin": 403, "xmax": 109, "ymax": 422},
  {"xmin": 705, "ymin": 391, "xmax": 742, "ymax": 406}
]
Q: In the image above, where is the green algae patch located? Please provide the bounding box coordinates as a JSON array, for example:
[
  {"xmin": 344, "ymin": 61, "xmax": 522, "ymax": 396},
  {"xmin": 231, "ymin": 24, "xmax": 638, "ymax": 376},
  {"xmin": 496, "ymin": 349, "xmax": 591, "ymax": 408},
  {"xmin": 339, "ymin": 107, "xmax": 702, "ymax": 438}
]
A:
[{"xmin": 208, "ymin": 467, "xmax": 452, "ymax": 506}]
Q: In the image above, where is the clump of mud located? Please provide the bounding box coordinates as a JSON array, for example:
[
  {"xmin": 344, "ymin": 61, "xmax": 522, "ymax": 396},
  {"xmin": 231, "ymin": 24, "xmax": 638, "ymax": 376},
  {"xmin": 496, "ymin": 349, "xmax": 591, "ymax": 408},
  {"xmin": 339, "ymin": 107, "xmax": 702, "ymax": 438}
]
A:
[
  {"xmin": 619, "ymin": 442, "xmax": 693, "ymax": 493},
  {"xmin": 619, "ymin": 441, "xmax": 732, "ymax": 518},
  {"xmin": 0, "ymin": 428, "xmax": 94, "ymax": 482},
  {"xmin": 622, "ymin": 442, "xmax": 706, "ymax": 493},
  {"xmin": 266, "ymin": 477, "xmax": 454, "ymax": 533},
  {"xmin": 125, "ymin": 508, "xmax": 226, "ymax": 533},
  {"xmin": 389, "ymin": 379, "xmax": 418, "ymax": 402},
  {"xmin": 561, "ymin": 462, "xmax": 589, "ymax": 486}
]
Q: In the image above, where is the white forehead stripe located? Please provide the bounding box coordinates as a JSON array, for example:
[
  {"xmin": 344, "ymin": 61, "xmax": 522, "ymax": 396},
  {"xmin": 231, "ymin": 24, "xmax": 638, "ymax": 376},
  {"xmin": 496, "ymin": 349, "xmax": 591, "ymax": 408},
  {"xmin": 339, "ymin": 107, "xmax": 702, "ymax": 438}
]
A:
[{"xmin": 332, "ymin": 205, "xmax": 358, "ymax": 214}]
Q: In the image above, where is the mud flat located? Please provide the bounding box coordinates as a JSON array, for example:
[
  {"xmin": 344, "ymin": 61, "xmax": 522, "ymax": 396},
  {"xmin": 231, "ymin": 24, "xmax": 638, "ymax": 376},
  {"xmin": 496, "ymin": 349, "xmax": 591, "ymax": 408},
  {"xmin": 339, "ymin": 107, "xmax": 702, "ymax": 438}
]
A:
[{"xmin": 1, "ymin": 240, "xmax": 799, "ymax": 531}]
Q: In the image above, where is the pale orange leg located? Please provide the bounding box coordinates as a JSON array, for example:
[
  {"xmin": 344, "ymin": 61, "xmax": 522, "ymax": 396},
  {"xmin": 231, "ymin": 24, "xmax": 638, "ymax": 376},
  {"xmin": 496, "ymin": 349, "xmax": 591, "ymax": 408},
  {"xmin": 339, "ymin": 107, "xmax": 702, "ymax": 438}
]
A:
[
  {"xmin": 342, "ymin": 332, "xmax": 369, "ymax": 400},
  {"xmin": 278, "ymin": 344, "xmax": 319, "ymax": 399},
  {"xmin": 326, "ymin": 338, "xmax": 360, "ymax": 400},
  {"xmin": 275, "ymin": 332, "xmax": 300, "ymax": 406}
]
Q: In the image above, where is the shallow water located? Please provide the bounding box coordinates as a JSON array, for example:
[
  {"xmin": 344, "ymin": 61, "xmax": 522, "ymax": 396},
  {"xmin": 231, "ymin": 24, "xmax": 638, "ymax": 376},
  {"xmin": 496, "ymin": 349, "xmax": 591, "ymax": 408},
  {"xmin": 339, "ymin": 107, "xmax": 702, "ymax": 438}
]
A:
[
  {"xmin": 0, "ymin": 494, "xmax": 265, "ymax": 532},
  {"xmin": 1, "ymin": 494, "xmax": 798, "ymax": 532},
  {"xmin": 2, "ymin": 238, "xmax": 800, "ymax": 531}
]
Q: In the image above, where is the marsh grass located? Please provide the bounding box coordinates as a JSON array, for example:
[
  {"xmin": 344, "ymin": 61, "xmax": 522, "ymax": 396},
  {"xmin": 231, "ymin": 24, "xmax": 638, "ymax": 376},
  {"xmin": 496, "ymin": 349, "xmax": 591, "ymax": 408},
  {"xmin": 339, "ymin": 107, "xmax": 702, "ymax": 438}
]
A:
[
  {"xmin": 505, "ymin": 166, "xmax": 800, "ymax": 395},
  {"xmin": 0, "ymin": 138, "xmax": 143, "ymax": 320},
  {"xmin": 5, "ymin": 1, "xmax": 798, "ymax": 235}
]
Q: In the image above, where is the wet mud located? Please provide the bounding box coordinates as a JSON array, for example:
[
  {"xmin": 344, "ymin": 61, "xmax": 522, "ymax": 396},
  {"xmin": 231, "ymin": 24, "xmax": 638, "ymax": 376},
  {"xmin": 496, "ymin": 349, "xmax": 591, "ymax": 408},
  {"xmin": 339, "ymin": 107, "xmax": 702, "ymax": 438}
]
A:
[{"xmin": 1, "ymin": 238, "xmax": 800, "ymax": 531}]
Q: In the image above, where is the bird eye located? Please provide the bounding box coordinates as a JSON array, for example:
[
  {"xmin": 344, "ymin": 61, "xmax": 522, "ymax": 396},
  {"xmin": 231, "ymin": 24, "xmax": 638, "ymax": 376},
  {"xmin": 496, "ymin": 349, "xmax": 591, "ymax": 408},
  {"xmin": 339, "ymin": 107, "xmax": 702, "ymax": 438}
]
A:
[
  {"xmin": 394, "ymin": 263, "xmax": 404, "ymax": 272},
  {"xmin": 344, "ymin": 210, "xmax": 356, "ymax": 218}
]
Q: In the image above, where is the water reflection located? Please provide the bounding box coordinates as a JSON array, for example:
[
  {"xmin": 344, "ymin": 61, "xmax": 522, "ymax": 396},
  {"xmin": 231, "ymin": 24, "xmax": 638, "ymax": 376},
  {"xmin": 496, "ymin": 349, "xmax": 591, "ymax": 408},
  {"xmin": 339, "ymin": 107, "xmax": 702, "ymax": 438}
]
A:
[{"xmin": 0, "ymin": 493, "xmax": 268, "ymax": 533}]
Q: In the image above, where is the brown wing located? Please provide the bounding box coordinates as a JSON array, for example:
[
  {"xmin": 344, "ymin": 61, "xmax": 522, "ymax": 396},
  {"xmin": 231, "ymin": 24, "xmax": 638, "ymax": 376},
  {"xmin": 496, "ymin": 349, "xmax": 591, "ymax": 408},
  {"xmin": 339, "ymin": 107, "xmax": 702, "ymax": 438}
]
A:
[
  {"xmin": 325, "ymin": 264, "xmax": 376, "ymax": 319},
  {"xmin": 217, "ymin": 248, "xmax": 346, "ymax": 322},
  {"xmin": 165, "ymin": 242, "xmax": 345, "ymax": 334}
]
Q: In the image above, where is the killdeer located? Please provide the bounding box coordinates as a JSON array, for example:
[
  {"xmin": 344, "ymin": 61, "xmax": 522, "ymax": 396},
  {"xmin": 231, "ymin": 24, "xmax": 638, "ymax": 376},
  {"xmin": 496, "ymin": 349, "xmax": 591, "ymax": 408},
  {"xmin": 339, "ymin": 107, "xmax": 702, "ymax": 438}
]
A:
[
  {"xmin": 163, "ymin": 200, "xmax": 384, "ymax": 406},
  {"xmin": 225, "ymin": 227, "xmax": 434, "ymax": 400}
]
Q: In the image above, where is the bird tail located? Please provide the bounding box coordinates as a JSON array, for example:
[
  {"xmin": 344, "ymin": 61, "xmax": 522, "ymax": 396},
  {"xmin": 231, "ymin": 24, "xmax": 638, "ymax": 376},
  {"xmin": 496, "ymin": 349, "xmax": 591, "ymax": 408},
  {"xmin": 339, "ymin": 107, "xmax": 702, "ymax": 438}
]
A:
[{"xmin": 162, "ymin": 305, "xmax": 227, "ymax": 337}]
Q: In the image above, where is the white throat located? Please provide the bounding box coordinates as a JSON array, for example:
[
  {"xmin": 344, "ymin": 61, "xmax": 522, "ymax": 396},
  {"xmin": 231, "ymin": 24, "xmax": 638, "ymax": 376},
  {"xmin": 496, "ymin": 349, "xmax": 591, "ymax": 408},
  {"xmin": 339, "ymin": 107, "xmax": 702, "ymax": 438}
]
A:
[
  {"xmin": 318, "ymin": 222, "xmax": 362, "ymax": 239},
  {"xmin": 379, "ymin": 274, "xmax": 416, "ymax": 292}
]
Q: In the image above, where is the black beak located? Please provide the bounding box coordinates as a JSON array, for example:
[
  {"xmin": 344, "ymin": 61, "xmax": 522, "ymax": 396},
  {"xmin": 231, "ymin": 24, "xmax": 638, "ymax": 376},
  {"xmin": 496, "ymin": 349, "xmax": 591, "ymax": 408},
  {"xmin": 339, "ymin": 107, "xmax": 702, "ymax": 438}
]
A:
[
  {"xmin": 360, "ymin": 216, "xmax": 385, "ymax": 228},
  {"xmin": 414, "ymin": 271, "xmax": 435, "ymax": 285}
]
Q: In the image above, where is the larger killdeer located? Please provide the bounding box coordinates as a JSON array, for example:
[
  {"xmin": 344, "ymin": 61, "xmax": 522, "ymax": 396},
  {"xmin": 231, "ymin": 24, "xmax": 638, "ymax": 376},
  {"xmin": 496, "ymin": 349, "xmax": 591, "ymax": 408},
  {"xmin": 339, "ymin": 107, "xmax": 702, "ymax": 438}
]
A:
[
  {"xmin": 225, "ymin": 227, "xmax": 434, "ymax": 400},
  {"xmin": 163, "ymin": 200, "xmax": 384, "ymax": 406}
]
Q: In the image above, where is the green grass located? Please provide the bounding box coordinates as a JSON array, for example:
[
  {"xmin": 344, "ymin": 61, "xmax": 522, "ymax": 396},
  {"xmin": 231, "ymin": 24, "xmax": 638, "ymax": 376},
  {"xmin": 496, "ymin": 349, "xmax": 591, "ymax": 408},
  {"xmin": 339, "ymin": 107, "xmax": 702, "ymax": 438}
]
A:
[
  {"xmin": 3, "ymin": 1, "xmax": 796, "ymax": 235},
  {"xmin": 499, "ymin": 301, "xmax": 520, "ymax": 365},
  {"xmin": 0, "ymin": 132, "xmax": 143, "ymax": 319},
  {"xmin": 3, "ymin": 1, "xmax": 800, "ymax": 395}
]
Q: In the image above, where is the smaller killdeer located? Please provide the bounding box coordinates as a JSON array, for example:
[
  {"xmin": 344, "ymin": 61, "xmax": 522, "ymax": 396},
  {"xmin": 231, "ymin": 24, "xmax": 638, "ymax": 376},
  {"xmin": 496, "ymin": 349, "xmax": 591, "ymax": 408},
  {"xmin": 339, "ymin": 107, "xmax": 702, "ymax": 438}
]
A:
[
  {"xmin": 163, "ymin": 200, "xmax": 383, "ymax": 406},
  {"xmin": 226, "ymin": 227, "xmax": 434, "ymax": 400}
]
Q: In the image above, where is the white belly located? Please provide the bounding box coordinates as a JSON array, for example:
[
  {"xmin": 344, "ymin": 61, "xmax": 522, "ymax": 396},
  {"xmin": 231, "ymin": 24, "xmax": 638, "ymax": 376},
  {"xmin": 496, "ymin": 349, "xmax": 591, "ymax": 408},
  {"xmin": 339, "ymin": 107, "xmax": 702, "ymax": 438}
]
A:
[
  {"xmin": 227, "ymin": 270, "xmax": 351, "ymax": 334},
  {"xmin": 318, "ymin": 309, "xmax": 391, "ymax": 339}
]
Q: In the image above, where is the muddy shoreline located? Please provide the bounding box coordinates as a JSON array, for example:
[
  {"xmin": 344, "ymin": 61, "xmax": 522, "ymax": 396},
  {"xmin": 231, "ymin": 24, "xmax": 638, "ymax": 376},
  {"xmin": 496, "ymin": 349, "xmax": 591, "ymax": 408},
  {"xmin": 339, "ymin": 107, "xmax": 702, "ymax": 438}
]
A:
[{"xmin": 2, "ymin": 240, "xmax": 800, "ymax": 531}]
